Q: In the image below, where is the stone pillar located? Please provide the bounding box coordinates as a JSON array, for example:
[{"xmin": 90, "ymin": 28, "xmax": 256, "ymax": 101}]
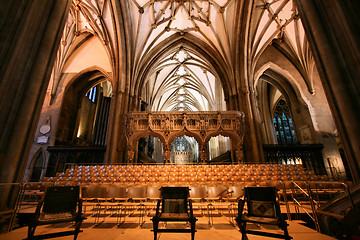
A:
[
  {"xmin": 0, "ymin": 0, "xmax": 71, "ymax": 210},
  {"xmin": 163, "ymin": 145, "xmax": 170, "ymax": 164},
  {"xmin": 107, "ymin": 91, "xmax": 129, "ymax": 164},
  {"xmin": 235, "ymin": 146, "xmax": 244, "ymax": 164},
  {"xmin": 200, "ymin": 145, "xmax": 207, "ymax": 164},
  {"xmin": 127, "ymin": 148, "xmax": 135, "ymax": 164},
  {"xmin": 294, "ymin": 0, "xmax": 360, "ymax": 183}
]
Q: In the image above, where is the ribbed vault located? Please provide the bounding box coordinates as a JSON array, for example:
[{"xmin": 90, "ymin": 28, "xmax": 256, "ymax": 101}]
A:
[
  {"xmin": 249, "ymin": 0, "xmax": 315, "ymax": 92},
  {"xmin": 130, "ymin": 0, "xmax": 236, "ymax": 69},
  {"xmin": 142, "ymin": 45, "xmax": 226, "ymax": 111}
]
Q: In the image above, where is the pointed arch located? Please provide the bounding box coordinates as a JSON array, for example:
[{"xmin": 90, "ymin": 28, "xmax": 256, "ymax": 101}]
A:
[
  {"xmin": 28, "ymin": 148, "xmax": 45, "ymax": 182},
  {"xmin": 167, "ymin": 131, "xmax": 203, "ymax": 148},
  {"xmin": 133, "ymin": 34, "xmax": 233, "ymax": 105},
  {"xmin": 254, "ymin": 64, "xmax": 317, "ymax": 145},
  {"xmin": 254, "ymin": 63, "xmax": 310, "ymax": 112},
  {"xmin": 204, "ymin": 131, "xmax": 241, "ymax": 146},
  {"xmin": 55, "ymin": 67, "xmax": 113, "ymax": 145},
  {"xmin": 128, "ymin": 132, "xmax": 166, "ymax": 150}
]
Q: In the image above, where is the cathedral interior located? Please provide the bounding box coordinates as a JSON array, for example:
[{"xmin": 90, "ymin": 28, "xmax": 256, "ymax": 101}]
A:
[{"xmin": 0, "ymin": 0, "xmax": 359, "ymax": 239}]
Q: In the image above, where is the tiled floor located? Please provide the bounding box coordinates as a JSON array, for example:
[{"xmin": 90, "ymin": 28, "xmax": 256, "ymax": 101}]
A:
[{"xmin": 0, "ymin": 208, "xmax": 336, "ymax": 240}]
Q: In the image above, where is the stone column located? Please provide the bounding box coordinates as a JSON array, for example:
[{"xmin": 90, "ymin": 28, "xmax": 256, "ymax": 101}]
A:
[
  {"xmin": 235, "ymin": 146, "xmax": 244, "ymax": 164},
  {"xmin": 163, "ymin": 145, "xmax": 170, "ymax": 164},
  {"xmin": 200, "ymin": 145, "xmax": 207, "ymax": 164},
  {"xmin": 0, "ymin": 0, "xmax": 71, "ymax": 210},
  {"xmin": 294, "ymin": 0, "xmax": 360, "ymax": 183},
  {"xmin": 127, "ymin": 148, "xmax": 135, "ymax": 164},
  {"xmin": 109, "ymin": 91, "xmax": 130, "ymax": 164}
]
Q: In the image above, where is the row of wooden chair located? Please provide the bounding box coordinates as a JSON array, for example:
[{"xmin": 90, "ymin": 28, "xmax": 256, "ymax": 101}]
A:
[
  {"xmin": 27, "ymin": 185, "xmax": 291, "ymax": 240},
  {"xmin": 56, "ymin": 169, "xmax": 317, "ymax": 178},
  {"xmin": 47, "ymin": 164, "xmax": 325, "ymax": 186},
  {"xmin": 57, "ymin": 164, "xmax": 305, "ymax": 178},
  {"xmin": 80, "ymin": 183, "xmax": 245, "ymax": 226},
  {"xmin": 70, "ymin": 163, "xmax": 303, "ymax": 171}
]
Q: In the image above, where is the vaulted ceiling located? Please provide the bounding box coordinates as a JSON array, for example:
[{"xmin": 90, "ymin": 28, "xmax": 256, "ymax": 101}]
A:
[
  {"xmin": 130, "ymin": 0, "xmax": 235, "ymax": 69},
  {"xmin": 143, "ymin": 46, "xmax": 223, "ymax": 111},
  {"xmin": 49, "ymin": 0, "xmax": 315, "ymax": 110}
]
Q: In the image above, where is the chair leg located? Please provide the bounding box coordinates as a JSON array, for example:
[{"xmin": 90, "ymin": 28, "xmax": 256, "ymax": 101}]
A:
[
  {"xmin": 139, "ymin": 204, "xmax": 145, "ymax": 226},
  {"xmin": 27, "ymin": 225, "xmax": 36, "ymax": 239},
  {"xmin": 282, "ymin": 222, "xmax": 291, "ymax": 240},
  {"xmin": 73, "ymin": 219, "xmax": 82, "ymax": 240},
  {"xmin": 191, "ymin": 220, "xmax": 196, "ymax": 240},
  {"xmin": 240, "ymin": 221, "xmax": 248, "ymax": 240},
  {"xmin": 153, "ymin": 220, "xmax": 159, "ymax": 240},
  {"xmin": 117, "ymin": 205, "xmax": 123, "ymax": 226}
]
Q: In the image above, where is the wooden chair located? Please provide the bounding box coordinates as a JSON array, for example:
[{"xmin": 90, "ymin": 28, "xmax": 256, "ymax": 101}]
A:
[
  {"xmin": 235, "ymin": 187, "xmax": 292, "ymax": 240},
  {"xmin": 151, "ymin": 187, "xmax": 197, "ymax": 240},
  {"xmin": 27, "ymin": 186, "xmax": 85, "ymax": 240}
]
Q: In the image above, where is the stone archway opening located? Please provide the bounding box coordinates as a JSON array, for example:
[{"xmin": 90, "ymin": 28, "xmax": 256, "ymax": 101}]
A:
[
  {"xmin": 125, "ymin": 111, "xmax": 245, "ymax": 164},
  {"xmin": 29, "ymin": 150, "xmax": 44, "ymax": 182},
  {"xmin": 137, "ymin": 135, "xmax": 164, "ymax": 164},
  {"xmin": 207, "ymin": 135, "xmax": 231, "ymax": 163},
  {"xmin": 170, "ymin": 136, "xmax": 199, "ymax": 165},
  {"xmin": 55, "ymin": 70, "xmax": 112, "ymax": 146}
]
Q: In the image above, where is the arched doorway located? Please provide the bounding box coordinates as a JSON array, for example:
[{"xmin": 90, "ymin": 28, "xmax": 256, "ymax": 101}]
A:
[
  {"xmin": 29, "ymin": 150, "xmax": 44, "ymax": 182},
  {"xmin": 170, "ymin": 136, "xmax": 199, "ymax": 164},
  {"xmin": 138, "ymin": 135, "xmax": 164, "ymax": 164},
  {"xmin": 207, "ymin": 135, "xmax": 231, "ymax": 163}
]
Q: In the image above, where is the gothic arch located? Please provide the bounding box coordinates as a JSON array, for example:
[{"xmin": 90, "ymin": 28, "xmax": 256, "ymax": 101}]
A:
[
  {"xmin": 27, "ymin": 148, "xmax": 45, "ymax": 182},
  {"xmin": 64, "ymin": 66, "xmax": 113, "ymax": 96},
  {"xmin": 254, "ymin": 63, "xmax": 307, "ymax": 111},
  {"xmin": 55, "ymin": 67, "xmax": 112, "ymax": 145},
  {"xmin": 167, "ymin": 131, "xmax": 203, "ymax": 148},
  {"xmin": 128, "ymin": 131, "xmax": 166, "ymax": 150},
  {"xmin": 254, "ymin": 65, "xmax": 317, "ymax": 144},
  {"xmin": 204, "ymin": 131, "xmax": 241, "ymax": 146}
]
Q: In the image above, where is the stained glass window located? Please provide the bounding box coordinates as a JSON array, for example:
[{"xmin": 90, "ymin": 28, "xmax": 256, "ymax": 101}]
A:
[
  {"xmin": 273, "ymin": 98, "xmax": 297, "ymax": 144},
  {"xmin": 85, "ymin": 86, "xmax": 97, "ymax": 103}
]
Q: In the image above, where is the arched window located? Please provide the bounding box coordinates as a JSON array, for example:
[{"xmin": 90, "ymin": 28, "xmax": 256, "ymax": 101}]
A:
[{"xmin": 273, "ymin": 98, "xmax": 297, "ymax": 144}]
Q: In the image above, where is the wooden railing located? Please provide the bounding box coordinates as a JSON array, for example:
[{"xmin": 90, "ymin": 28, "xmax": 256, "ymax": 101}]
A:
[
  {"xmin": 263, "ymin": 144, "xmax": 326, "ymax": 174},
  {"xmin": 46, "ymin": 146, "xmax": 106, "ymax": 177}
]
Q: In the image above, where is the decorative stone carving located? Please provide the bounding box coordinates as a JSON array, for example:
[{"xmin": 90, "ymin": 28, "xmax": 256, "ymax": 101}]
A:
[
  {"xmin": 124, "ymin": 111, "xmax": 245, "ymax": 163},
  {"xmin": 127, "ymin": 149, "xmax": 135, "ymax": 164},
  {"xmin": 235, "ymin": 147, "xmax": 244, "ymax": 163}
]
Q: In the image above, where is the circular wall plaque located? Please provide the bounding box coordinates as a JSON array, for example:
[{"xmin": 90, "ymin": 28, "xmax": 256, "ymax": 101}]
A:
[{"xmin": 39, "ymin": 125, "xmax": 51, "ymax": 134}]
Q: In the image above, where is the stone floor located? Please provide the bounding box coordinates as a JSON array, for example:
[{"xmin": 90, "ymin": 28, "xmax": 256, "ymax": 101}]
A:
[{"xmin": 0, "ymin": 207, "xmax": 336, "ymax": 240}]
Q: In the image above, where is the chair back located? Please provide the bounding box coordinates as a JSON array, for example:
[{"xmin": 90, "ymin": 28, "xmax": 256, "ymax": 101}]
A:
[
  {"xmin": 207, "ymin": 185, "xmax": 228, "ymax": 200},
  {"xmin": 127, "ymin": 185, "xmax": 147, "ymax": 200},
  {"xmin": 245, "ymin": 187, "xmax": 278, "ymax": 218},
  {"xmin": 189, "ymin": 185, "xmax": 207, "ymax": 200},
  {"xmin": 106, "ymin": 184, "xmax": 127, "ymax": 199},
  {"xmin": 147, "ymin": 186, "xmax": 161, "ymax": 200},
  {"xmin": 85, "ymin": 184, "xmax": 108, "ymax": 198},
  {"xmin": 161, "ymin": 187, "xmax": 189, "ymax": 214},
  {"xmin": 40, "ymin": 186, "xmax": 80, "ymax": 220}
]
